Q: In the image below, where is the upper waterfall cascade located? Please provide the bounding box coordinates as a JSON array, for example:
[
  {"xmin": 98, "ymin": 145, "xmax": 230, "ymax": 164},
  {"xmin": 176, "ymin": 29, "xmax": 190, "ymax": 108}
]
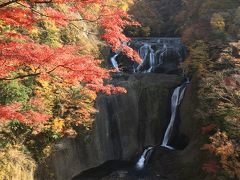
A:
[
  {"xmin": 110, "ymin": 37, "xmax": 187, "ymax": 73},
  {"xmin": 110, "ymin": 53, "xmax": 120, "ymax": 72}
]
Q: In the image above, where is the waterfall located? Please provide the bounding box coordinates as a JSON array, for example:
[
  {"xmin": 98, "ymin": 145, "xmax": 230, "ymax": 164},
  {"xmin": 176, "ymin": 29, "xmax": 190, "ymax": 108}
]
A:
[
  {"xmin": 135, "ymin": 147, "xmax": 154, "ymax": 170},
  {"xmin": 139, "ymin": 43, "xmax": 149, "ymax": 61},
  {"xmin": 109, "ymin": 38, "xmax": 187, "ymax": 73},
  {"xmin": 135, "ymin": 80, "xmax": 189, "ymax": 169},
  {"xmin": 136, "ymin": 43, "xmax": 151, "ymax": 72},
  {"xmin": 110, "ymin": 53, "xmax": 120, "ymax": 72},
  {"xmin": 161, "ymin": 83, "xmax": 187, "ymax": 149},
  {"xmin": 155, "ymin": 44, "xmax": 167, "ymax": 65},
  {"xmin": 147, "ymin": 47, "xmax": 155, "ymax": 73},
  {"xmin": 136, "ymin": 43, "xmax": 156, "ymax": 73}
]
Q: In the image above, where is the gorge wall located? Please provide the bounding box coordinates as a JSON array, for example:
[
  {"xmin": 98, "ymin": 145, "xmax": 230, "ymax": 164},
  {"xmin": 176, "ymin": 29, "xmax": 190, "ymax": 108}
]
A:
[{"xmin": 37, "ymin": 74, "xmax": 184, "ymax": 180}]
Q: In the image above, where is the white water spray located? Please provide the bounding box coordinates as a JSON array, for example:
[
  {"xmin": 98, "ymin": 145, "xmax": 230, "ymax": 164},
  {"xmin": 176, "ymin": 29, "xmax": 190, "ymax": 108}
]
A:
[
  {"xmin": 135, "ymin": 147, "xmax": 154, "ymax": 170},
  {"xmin": 136, "ymin": 43, "xmax": 150, "ymax": 72},
  {"xmin": 147, "ymin": 46, "xmax": 155, "ymax": 72},
  {"xmin": 155, "ymin": 44, "xmax": 167, "ymax": 65},
  {"xmin": 161, "ymin": 84, "xmax": 187, "ymax": 149},
  {"xmin": 110, "ymin": 53, "xmax": 120, "ymax": 72},
  {"xmin": 135, "ymin": 81, "xmax": 188, "ymax": 170}
]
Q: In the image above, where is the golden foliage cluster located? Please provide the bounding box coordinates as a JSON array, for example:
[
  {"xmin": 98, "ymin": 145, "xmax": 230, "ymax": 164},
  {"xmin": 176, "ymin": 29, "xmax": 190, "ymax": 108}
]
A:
[
  {"xmin": 0, "ymin": 148, "xmax": 36, "ymax": 180},
  {"xmin": 201, "ymin": 131, "xmax": 240, "ymax": 179},
  {"xmin": 210, "ymin": 13, "xmax": 225, "ymax": 32}
]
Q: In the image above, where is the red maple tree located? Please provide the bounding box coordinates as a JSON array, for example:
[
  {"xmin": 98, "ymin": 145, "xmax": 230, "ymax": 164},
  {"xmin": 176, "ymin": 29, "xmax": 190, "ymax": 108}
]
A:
[{"xmin": 0, "ymin": 0, "xmax": 140, "ymax": 125}]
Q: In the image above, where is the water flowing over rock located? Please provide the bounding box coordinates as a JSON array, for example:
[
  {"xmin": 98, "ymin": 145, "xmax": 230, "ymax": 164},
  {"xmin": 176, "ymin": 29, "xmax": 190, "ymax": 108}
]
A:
[
  {"xmin": 135, "ymin": 146, "xmax": 154, "ymax": 170},
  {"xmin": 109, "ymin": 37, "xmax": 187, "ymax": 74},
  {"xmin": 134, "ymin": 79, "xmax": 188, "ymax": 170},
  {"xmin": 161, "ymin": 81, "xmax": 188, "ymax": 149},
  {"xmin": 36, "ymin": 74, "xmax": 183, "ymax": 180},
  {"xmin": 110, "ymin": 53, "xmax": 120, "ymax": 72},
  {"xmin": 101, "ymin": 75, "xmax": 200, "ymax": 180}
]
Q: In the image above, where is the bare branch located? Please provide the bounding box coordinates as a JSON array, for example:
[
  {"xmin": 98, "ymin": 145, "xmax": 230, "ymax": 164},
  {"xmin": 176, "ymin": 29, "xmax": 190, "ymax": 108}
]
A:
[
  {"xmin": 0, "ymin": 64, "xmax": 75, "ymax": 81},
  {"xmin": 0, "ymin": 0, "xmax": 18, "ymax": 8}
]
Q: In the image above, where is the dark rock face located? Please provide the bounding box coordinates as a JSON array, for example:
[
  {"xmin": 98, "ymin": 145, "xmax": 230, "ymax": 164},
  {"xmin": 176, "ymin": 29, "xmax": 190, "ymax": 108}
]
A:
[
  {"xmin": 179, "ymin": 74, "xmax": 199, "ymax": 141},
  {"xmin": 147, "ymin": 75, "xmax": 202, "ymax": 180},
  {"xmin": 36, "ymin": 74, "xmax": 182, "ymax": 180}
]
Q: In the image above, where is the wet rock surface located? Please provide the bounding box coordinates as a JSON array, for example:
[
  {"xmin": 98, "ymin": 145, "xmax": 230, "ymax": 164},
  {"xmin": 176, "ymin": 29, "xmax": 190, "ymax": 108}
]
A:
[
  {"xmin": 77, "ymin": 75, "xmax": 201, "ymax": 180},
  {"xmin": 74, "ymin": 147, "xmax": 182, "ymax": 180},
  {"xmin": 37, "ymin": 74, "xmax": 183, "ymax": 180}
]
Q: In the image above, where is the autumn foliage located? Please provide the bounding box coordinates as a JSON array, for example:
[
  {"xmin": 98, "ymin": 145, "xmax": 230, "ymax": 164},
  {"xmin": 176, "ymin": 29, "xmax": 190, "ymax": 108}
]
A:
[
  {"xmin": 0, "ymin": 1, "xmax": 141, "ymax": 169},
  {"xmin": 201, "ymin": 131, "xmax": 240, "ymax": 178},
  {"xmin": 0, "ymin": 0, "xmax": 138, "ymax": 127},
  {"xmin": 202, "ymin": 160, "xmax": 218, "ymax": 174}
]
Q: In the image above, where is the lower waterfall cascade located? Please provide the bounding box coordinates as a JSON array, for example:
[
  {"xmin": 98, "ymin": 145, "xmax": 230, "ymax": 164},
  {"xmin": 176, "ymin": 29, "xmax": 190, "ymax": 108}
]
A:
[
  {"xmin": 135, "ymin": 147, "xmax": 154, "ymax": 170},
  {"xmin": 135, "ymin": 79, "xmax": 189, "ymax": 170}
]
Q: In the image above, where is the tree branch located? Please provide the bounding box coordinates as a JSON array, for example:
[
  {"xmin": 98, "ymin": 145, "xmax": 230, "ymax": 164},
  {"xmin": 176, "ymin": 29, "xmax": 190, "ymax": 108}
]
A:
[
  {"xmin": 0, "ymin": 0, "xmax": 18, "ymax": 8},
  {"xmin": 30, "ymin": 0, "xmax": 53, "ymax": 3},
  {"xmin": 0, "ymin": 65, "xmax": 66, "ymax": 81},
  {"xmin": 0, "ymin": 72, "xmax": 41, "ymax": 80}
]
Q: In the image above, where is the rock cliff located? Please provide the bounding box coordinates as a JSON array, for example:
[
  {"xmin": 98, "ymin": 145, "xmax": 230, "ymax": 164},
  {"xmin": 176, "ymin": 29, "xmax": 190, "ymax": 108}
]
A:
[{"xmin": 36, "ymin": 74, "xmax": 182, "ymax": 180}]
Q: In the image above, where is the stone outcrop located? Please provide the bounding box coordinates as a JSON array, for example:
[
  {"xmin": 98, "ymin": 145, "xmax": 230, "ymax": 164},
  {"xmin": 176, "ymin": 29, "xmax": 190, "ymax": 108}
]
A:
[{"xmin": 36, "ymin": 74, "xmax": 182, "ymax": 180}]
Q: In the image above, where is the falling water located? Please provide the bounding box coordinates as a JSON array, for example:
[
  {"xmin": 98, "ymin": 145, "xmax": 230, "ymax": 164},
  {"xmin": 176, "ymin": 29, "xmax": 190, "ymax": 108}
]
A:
[
  {"xmin": 147, "ymin": 47, "xmax": 155, "ymax": 72},
  {"xmin": 135, "ymin": 80, "xmax": 189, "ymax": 169},
  {"xmin": 155, "ymin": 44, "xmax": 167, "ymax": 65},
  {"xmin": 109, "ymin": 38, "xmax": 186, "ymax": 73},
  {"xmin": 135, "ymin": 147, "xmax": 154, "ymax": 170},
  {"xmin": 161, "ymin": 83, "xmax": 187, "ymax": 149},
  {"xmin": 110, "ymin": 53, "xmax": 120, "ymax": 72},
  {"xmin": 135, "ymin": 43, "xmax": 157, "ymax": 73},
  {"xmin": 136, "ymin": 43, "xmax": 151, "ymax": 72},
  {"xmin": 139, "ymin": 43, "xmax": 150, "ymax": 60}
]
